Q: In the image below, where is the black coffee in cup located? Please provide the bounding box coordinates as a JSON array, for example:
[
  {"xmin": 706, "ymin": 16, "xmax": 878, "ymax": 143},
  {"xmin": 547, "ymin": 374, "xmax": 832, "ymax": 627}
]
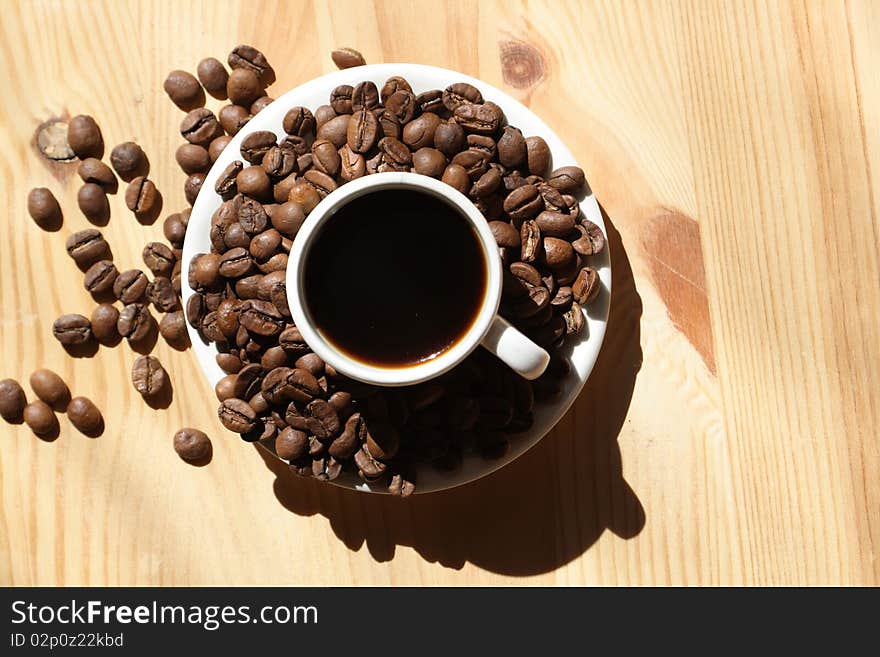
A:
[{"xmin": 303, "ymin": 189, "xmax": 487, "ymax": 367}]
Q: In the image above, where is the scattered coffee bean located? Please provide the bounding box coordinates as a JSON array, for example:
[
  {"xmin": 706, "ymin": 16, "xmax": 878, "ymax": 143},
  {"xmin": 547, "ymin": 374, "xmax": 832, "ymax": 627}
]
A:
[
  {"xmin": 125, "ymin": 176, "xmax": 160, "ymax": 217},
  {"xmin": 0, "ymin": 379, "xmax": 27, "ymax": 422},
  {"xmin": 228, "ymin": 44, "xmax": 273, "ymax": 84},
  {"xmin": 176, "ymin": 143, "xmax": 211, "ymax": 174},
  {"xmin": 180, "ymin": 108, "xmax": 220, "ymax": 146},
  {"xmin": 67, "ymin": 115, "xmax": 103, "ymax": 159},
  {"xmin": 331, "ymin": 47, "xmax": 366, "ymax": 69},
  {"xmin": 113, "ymin": 269, "xmax": 148, "ymax": 303},
  {"xmin": 118, "ymin": 303, "xmax": 153, "ymax": 342},
  {"xmin": 77, "ymin": 183, "xmax": 109, "ymax": 222},
  {"xmin": 164, "ymin": 70, "xmax": 204, "ymax": 110},
  {"xmin": 110, "ymin": 142, "xmax": 147, "ymax": 181},
  {"xmin": 572, "ymin": 267, "xmax": 600, "ymax": 305},
  {"xmin": 52, "ymin": 314, "xmax": 92, "ymax": 345},
  {"xmin": 209, "ymin": 135, "xmax": 232, "ymax": 162},
  {"xmin": 27, "ymin": 188, "xmax": 62, "ymax": 230},
  {"xmin": 185, "ymin": 172, "xmax": 206, "ymax": 205},
  {"xmin": 227, "ymin": 68, "xmax": 263, "ymax": 107},
  {"xmin": 24, "ymin": 400, "xmax": 58, "ymax": 438},
  {"xmin": 197, "ymin": 57, "xmax": 229, "ymax": 98},
  {"xmin": 131, "ymin": 356, "xmax": 167, "ymax": 397},
  {"xmin": 90, "ymin": 303, "xmax": 120, "ymax": 343},
  {"xmin": 77, "ymin": 158, "xmax": 116, "ymax": 189},
  {"xmin": 218, "ymin": 397, "xmax": 256, "ymax": 432},
  {"xmin": 29, "ymin": 369, "xmax": 70, "ymax": 410},
  {"xmin": 67, "ymin": 397, "xmax": 103, "ymax": 436},
  {"xmin": 174, "ymin": 428, "xmax": 212, "ymax": 462}
]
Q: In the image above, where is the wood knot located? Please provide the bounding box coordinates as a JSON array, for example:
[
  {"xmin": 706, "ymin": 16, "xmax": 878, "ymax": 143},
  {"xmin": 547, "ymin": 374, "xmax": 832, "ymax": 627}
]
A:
[
  {"xmin": 499, "ymin": 40, "xmax": 546, "ymax": 90},
  {"xmin": 34, "ymin": 118, "xmax": 75, "ymax": 161}
]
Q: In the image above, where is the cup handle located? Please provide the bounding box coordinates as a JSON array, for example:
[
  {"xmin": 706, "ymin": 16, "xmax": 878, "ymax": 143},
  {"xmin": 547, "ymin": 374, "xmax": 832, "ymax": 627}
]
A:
[{"xmin": 480, "ymin": 315, "xmax": 550, "ymax": 380}]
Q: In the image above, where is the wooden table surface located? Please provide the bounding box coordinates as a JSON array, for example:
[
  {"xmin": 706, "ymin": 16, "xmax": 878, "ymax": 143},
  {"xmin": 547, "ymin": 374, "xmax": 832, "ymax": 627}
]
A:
[{"xmin": 1, "ymin": 0, "xmax": 877, "ymax": 586}]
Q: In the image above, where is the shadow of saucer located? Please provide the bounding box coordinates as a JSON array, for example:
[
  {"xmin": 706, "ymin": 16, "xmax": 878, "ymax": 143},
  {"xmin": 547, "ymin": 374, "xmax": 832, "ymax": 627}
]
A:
[{"xmin": 258, "ymin": 208, "xmax": 644, "ymax": 575}]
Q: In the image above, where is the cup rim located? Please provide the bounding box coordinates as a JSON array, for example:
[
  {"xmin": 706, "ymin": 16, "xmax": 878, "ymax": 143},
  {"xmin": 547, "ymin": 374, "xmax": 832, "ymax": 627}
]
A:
[{"xmin": 287, "ymin": 171, "xmax": 503, "ymax": 387}]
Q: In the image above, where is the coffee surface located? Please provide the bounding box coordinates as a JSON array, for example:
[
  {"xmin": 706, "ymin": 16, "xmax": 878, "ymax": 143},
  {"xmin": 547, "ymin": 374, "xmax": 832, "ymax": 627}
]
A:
[{"xmin": 304, "ymin": 189, "xmax": 486, "ymax": 367}]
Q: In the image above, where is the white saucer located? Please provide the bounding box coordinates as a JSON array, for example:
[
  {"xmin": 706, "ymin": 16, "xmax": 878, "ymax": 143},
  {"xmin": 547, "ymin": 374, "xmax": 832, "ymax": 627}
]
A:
[{"xmin": 181, "ymin": 63, "xmax": 611, "ymax": 493}]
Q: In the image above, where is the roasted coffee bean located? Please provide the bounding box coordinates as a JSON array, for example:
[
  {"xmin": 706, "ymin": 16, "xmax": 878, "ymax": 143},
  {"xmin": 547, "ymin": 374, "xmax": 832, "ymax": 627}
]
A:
[
  {"xmin": 550, "ymin": 286, "xmax": 574, "ymax": 311},
  {"xmin": 471, "ymin": 168, "xmax": 502, "ymax": 198},
  {"xmin": 451, "ymin": 149, "xmax": 488, "ymax": 180},
  {"xmin": 215, "ymin": 374, "xmax": 237, "ymax": 401},
  {"xmin": 29, "ymin": 369, "xmax": 69, "ymax": 409},
  {"xmin": 239, "ymin": 299, "xmax": 283, "ymax": 336},
  {"xmin": 377, "ymin": 76, "xmax": 411, "ymax": 105},
  {"xmin": 218, "ymin": 247, "xmax": 253, "ymax": 278},
  {"xmin": 313, "ymin": 105, "xmax": 337, "ymax": 131},
  {"xmin": 218, "ymin": 397, "xmax": 257, "ymax": 433},
  {"xmin": 572, "ymin": 267, "xmax": 600, "ymax": 305},
  {"xmin": 216, "ymin": 352, "xmax": 243, "ymax": 374},
  {"xmin": 215, "ymin": 299, "xmax": 242, "ymax": 337},
  {"xmin": 215, "ymin": 160, "xmax": 243, "ymax": 196},
  {"xmin": 174, "ymin": 428, "xmax": 211, "ymax": 462},
  {"xmin": 373, "ymin": 108, "xmax": 400, "ymax": 139},
  {"xmin": 90, "ymin": 304, "xmax": 120, "ymax": 344},
  {"xmin": 234, "ymin": 274, "xmax": 263, "ymax": 300},
  {"xmin": 83, "ymin": 260, "xmax": 118, "ymax": 294},
  {"xmin": 176, "ymin": 143, "xmax": 211, "ymax": 174},
  {"xmin": 443, "ymin": 82, "xmax": 483, "ymax": 111},
  {"xmin": 180, "ymin": 108, "xmax": 219, "ymax": 146},
  {"xmin": 232, "ymin": 363, "xmax": 264, "ymax": 400},
  {"xmin": 311, "ymin": 138, "xmax": 341, "ymax": 176},
  {"xmin": 434, "ymin": 121, "xmax": 465, "ymax": 158},
  {"xmin": 159, "ymin": 310, "xmax": 187, "ymax": 345},
  {"xmin": 163, "ymin": 70, "xmax": 203, "ymax": 110},
  {"xmin": 536, "ymin": 210, "xmax": 576, "ymax": 237},
  {"xmin": 24, "ymin": 401, "xmax": 57, "ymax": 437},
  {"xmin": 110, "ymin": 142, "xmax": 146, "ymax": 181},
  {"xmin": 240, "ymin": 131, "xmax": 276, "ymax": 164},
  {"xmin": 236, "ymin": 166, "xmax": 271, "ymax": 200},
  {"xmin": 520, "ymin": 220, "xmax": 542, "ymax": 262},
  {"xmin": 260, "ymin": 345, "xmax": 288, "ymax": 370},
  {"xmin": 543, "ymin": 237, "xmax": 576, "ymax": 271},
  {"xmin": 249, "ymin": 229, "xmax": 281, "ymax": 262},
  {"xmin": 125, "ymin": 176, "xmax": 159, "ymax": 216},
  {"xmin": 378, "ymin": 136, "xmax": 411, "ymax": 167},
  {"xmin": 257, "ymin": 366, "xmax": 291, "ymax": 404},
  {"xmin": 117, "ymin": 303, "xmax": 152, "ymax": 341},
  {"xmin": 238, "ymin": 197, "xmax": 268, "ymax": 234},
  {"xmin": 511, "ymin": 284, "xmax": 551, "ymax": 319},
  {"xmin": 0, "ymin": 379, "xmax": 26, "ymax": 422},
  {"xmin": 229, "ymin": 44, "xmax": 273, "ymax": 82},
  {"xmin": 525, "ymin": 135, "xmax": 551, "ymax": 176},
  {"xmin": 497, "ymin": 126, "xmax": 527, "ymax": 168},
  {"xmin": 280, "ymin": 106, "xmax": 316, "ymax": 138},
  {"xmin": 338, "ymin": 144, "xmax": 366, "ymax": 182},
  {"xmin": 184, "ymin": 173, "xmax": 205, "ymax": 205},
  {"xmin": 330, "ymin": 84, "xmax": 354, "ymax": 114},
  {"xmin": 503, "ymin": 184, "xmax": 543, "ymax": 223},
  {"xmin": 331, "ymin": 47, "xmax": 366, "ymax": 69},
  {"xmin": 555, "ymin": 252, "xmax": 583, "ymax": 286},
  {"xmin": 385, "ymin": 90, "xmax": 417, "ymax": 124},
  {"xmin": 411, "ymin": 88, "xmax": 441, "ymax": 115},
  {"xmin": 411, "ymin": 147, "xmax": 447, "ymax": 178},
  {"xmin": 489, "ymin": 220, "xmax": 521, "ymax": 248},
  {"xmin": 354, "ymin": 443, "xmax": 388, "ymax": 480},
  {"xmin": 147, "ymin": 277, "xmax": 177, "ymax": 313},
  {"xmin": 197, "ymin": 57, "xmax": 229, "ymax": 98},
  {"xmin": 193, "ymin": 253, "xmax": 222, "ymax": 288},
  {"xmin": 250, "ymin": 95, "xmax": 273, "ymax": 114},
  {"xmin": 402, "ymin": 112, "xmax": 441, "ymax": 150},
  {"xmin": 467, "ymin": 134, "xmax": 497, "ymax": 160},
  {"xmin": 279, "ymin": 326, "xmax": 310, "ymax": 357},
  {"xmin": 312, "ymin": 455, "xmax": 341, "ymax": 481},
  {"xmin": 186, "ymin": 294, "xmax": 206, "ymax": 328},
  {"xmin": 441, "ymin": 163, "xmax": 470, "ymax": 195},
  {"xmin": 454, "ymin": 101, "xmax": 503, "ymax": 135},
  {"xmin": 304, "ymin": 398, "xmax": 340, "ymax": 439},
  {"xmin": 286, "ymin": 368, "xmax": 320, "ymax": 403},
  {"xmin": 218, "ymin": 221, "xmax": 247, "ymax": 249},
  {"xmin": 474, "ymin": 193, "xmax": 504, "ymax": 221},
  {"xmin": 388, "ymin": 474, "xmax": 415, "ymax": 497},
  {"xmin": 208, "ymin": 135, "xmax": 232, "ymax": 162},
  {"xmin": 263, "ymin": 146, "xmax": 296, "ymax": 179},
  {"xmin": 66, "ymin": 396, "xmax": 103, "ymax": 436},
  {"xmin": 77, "ymin": 158, "xmax": 116, "ymax": 189},
  {"xmin": 571, "ymin": 220, "xmax": 606, "ymax": 256},
  {"xmin": 142, "ymin": 242, "xmax": 175, "ymax": 278},
  {"xmin": 275, "ymin": 427, "xmax": 308, "ymax": 460},
  {"xmin": 113, "ymin": 269, "xmax": 148, "ymax": 303},
  {"xmin": 218, "ymin": 104, "xmax": 250, "ymax": 135},
  {"xmin": 316, "ymin": 114, "xmax": 351, "ymax": 148},
  {"xmin": 77, "ymin": 183, "xmax": 109, "ymax": 222},
  {"xmin": 27, "ymin": 188, "xmax": 62, "ymax": 230},
  {"xmin": 227, "ymin": 68, "xmax": 263, "ymax": 107},
  {"xmin": 548, "ymin": 166, "xmax": 586, "ymax": 193},
  {"xmin": 346, "ymin": 108, "xmax": 379, "ymax": 154},
  {"xmin": 365, "ymin": 421, "xmax": 399, "ymax": 461},
  {"xmin": 270, "ymin": 201, "xmax": 305, "ymax": 238},
  {"xmin": 351, "ymin": 80, "xmax": 380, "ymax": 111},
  {"xmin": 302, "ymin": 169, "xmax": 337, "ymax": 198},
  {"xmin": 52, "ymin": 314, "xmax": 92, "ymax": 345},
  {"xmin": 67, "ymin": 115, "xmax": 103, "ymax": 159},
  {"xmin": 131, "ymin": 355, "xmax": 167, "ymax": 397},
  {"xmin": 563, "ymin": 305, "xmax": 586, "ymax": 336},
  {"xmin": 293, "ymin": 353, "xmax": 324, "ymax": 378}
]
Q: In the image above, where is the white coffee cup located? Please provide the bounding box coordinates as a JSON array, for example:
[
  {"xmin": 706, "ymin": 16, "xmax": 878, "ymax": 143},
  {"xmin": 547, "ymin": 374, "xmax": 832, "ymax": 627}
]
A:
[{"xmin": 287, "ymin": 172, "xmax": 550, "ymax": 387}]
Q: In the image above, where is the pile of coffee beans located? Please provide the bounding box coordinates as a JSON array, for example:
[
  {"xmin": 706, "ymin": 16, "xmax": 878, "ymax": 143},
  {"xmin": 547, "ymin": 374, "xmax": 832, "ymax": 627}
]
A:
[
  {"xmin": 182, "ymin": 47, "xmax": 605, "ymax": 495},
  {"xmin": 0, "ymin": 369, "xmax": 103, "ymax": 438}
]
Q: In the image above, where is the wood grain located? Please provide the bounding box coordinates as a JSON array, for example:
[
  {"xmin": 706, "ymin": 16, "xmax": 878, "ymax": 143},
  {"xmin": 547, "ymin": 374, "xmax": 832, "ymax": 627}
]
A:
[{"xmin": 0, "ymin": 0, "xmax": 877, "ymax": 585}]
